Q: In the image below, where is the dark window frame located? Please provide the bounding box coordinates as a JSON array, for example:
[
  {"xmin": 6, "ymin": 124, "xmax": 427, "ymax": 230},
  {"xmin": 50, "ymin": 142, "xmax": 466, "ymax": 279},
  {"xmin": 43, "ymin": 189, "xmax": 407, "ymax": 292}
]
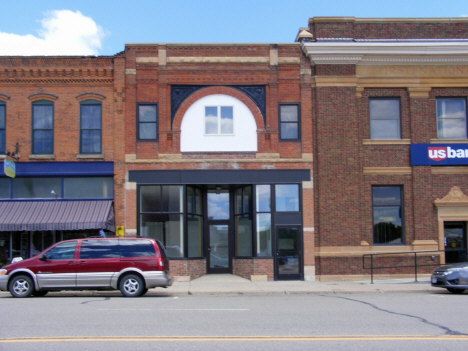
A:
[
  {"xmin": 138, "ymin": 184, "xmax": 184, "ymax": 258},
  {"xmin": 31, "ymin": 100, "xmax": 54, "ymax": 155},
  {"xmin": 436, "ymin": 97, "xmax": 468, "ymax": 140},
  {"xmin": 80, "ymin": 100, "xmax": 102, "ymax": 154},
  {"xmin": 369, "ymin": 97, "xmax": 401, "ymax": 140},
  {"xmin": 372, "ymin": 185, "xmax": 405, "ymax": 246},
  {"xmin": 0, "ymin": 102, "xmax": 5, "ymax": 154},
  {"xmin": 137, "ymin": 103, "xmax": 158, "ymax": 141},
  {"xmin": 278, "ymin": 103, "xmax": 301, "ymax": 141}
]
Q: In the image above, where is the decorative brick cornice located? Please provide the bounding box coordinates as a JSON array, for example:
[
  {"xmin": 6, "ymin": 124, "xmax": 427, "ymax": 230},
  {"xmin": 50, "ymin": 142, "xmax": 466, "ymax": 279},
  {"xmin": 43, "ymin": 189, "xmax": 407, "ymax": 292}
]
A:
[
  {"xmin": 75, "ymin": 92, "xmax": 106, "ymax": 102},
  {"xmin": 28, "ymin": 92, "xmax": 58, "ymax": 101}
]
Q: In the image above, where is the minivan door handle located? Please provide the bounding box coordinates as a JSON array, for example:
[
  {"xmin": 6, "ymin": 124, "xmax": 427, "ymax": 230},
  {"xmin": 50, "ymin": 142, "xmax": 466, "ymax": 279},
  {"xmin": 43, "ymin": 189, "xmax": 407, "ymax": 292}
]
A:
[
  {"xmin": 68, "ymin": 261, "xmax": 74, "ymax": 265},
  {"xmin": 79, "ymin": 261, "xmax": 87, "ymax": 265}
]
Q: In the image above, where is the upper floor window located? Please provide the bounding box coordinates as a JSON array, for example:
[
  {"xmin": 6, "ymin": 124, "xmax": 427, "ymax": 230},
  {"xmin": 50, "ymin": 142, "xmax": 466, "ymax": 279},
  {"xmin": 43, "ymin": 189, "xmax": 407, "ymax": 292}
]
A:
[
  {"xmin": 436, "ymin": 98, "xmax": 467, "ymax": 139},
  {"xmin": 279, "ymin": 104, "xmax": 300, "ymax": 140},
  {"xmin": 80, "ymin": 100, "xmax": 102, "ymax": 154},
  {"xmin": 372, "ymin": 186, "xmax": 403, "ymax": 245},
  {"xmin": 0, "ymin": 102, "xmax": 5, "ymax": 154},
  {"xmin": 369, "ymin": 98, "xmax": 400, "ymax": 139},
  {"xmin": 137, "ymin": 104, "xmax": 158, "ymax": 141},
  {"xmin": 205, "ymin": 106, "xmax": 233, "ymax": 135},
  {"xmin": 32, "ymin": 100, "xmax": 54, "ymax": 154}
]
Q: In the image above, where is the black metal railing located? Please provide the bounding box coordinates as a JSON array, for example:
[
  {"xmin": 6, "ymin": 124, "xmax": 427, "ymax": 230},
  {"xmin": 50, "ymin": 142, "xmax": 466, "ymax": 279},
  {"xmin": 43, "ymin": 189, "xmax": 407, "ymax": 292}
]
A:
[{"xmin": 362, "ymin": 249, "xmax": 468, "ymax": 284}]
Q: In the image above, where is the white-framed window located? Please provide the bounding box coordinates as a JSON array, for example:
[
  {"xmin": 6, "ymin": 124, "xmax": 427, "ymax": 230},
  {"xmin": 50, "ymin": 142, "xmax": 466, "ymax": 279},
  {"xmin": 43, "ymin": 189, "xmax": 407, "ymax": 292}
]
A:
[
  {"xmin": 436, "ymin": 97, "xmax": 467, "ymax": 139},
  {"xmin": 205, "ymin": 106, "xmax": 233, "ymax": 135},
  {"xmin": 180, "ymin": 94, "xmax": 257, "ymax": 152}
]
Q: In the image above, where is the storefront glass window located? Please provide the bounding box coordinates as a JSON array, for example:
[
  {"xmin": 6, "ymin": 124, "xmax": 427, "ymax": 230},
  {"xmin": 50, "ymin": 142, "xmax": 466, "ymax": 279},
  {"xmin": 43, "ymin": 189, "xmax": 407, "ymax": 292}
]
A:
[
  {"xmin": 275, "ymin": 184, "xmax": 299, "ymax": 212},
  {"xmin": 12, "ymin": 177, "xmax": 61, "ymax": 199},
  {"xmin": 0, "ymin": 178, "xmax": 10, "ymax": 199},
  {"xmin": 256, "ymin": 213, "xmax": 271, "ymax": 257},
  {"xmin": 187, "ymin": 186, "xmax": 203, "ymax": 258},
  {"xmin": 64, "ymin": 177, "xmax": 113, "ymax": 199},
  {"xmin": 235, "ymin": 186, "xmax": 252, "ymax": 257},
  {"xmin": 139, "ymin": 185, "xmax": 184, "ymax": 258}
]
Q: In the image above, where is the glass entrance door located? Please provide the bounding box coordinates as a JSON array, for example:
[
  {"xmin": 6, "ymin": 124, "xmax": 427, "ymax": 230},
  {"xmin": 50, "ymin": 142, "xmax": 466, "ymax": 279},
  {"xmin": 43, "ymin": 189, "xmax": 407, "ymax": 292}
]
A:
[
  {"xmin": 206, "ymin": 190, "xmax": 231, "ymax": 273},
  {"xmin": 275, "ymin": 227, "xmax": 302, "ymax": 280},
  {"xmin": 444, "ymin": 222, "xmax": 467, "ymax": 263}
]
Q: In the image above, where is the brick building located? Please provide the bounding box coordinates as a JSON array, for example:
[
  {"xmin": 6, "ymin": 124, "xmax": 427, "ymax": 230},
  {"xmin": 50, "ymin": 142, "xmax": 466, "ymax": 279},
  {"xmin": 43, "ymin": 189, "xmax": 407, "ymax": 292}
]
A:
[
  {"xmin": 122, "ymin": 43, "xmax": 313, "ymax": 281},
  {"xmin": 299, "ymin": 17, "xmax": 468, "ymax": 280},
  {"xmin": 3, "ymin": 17, "xmax": 468, "ymax": 282},
  {"xmin": 0, "ymin": 55, "xmax": 126, "ymax": 265}
]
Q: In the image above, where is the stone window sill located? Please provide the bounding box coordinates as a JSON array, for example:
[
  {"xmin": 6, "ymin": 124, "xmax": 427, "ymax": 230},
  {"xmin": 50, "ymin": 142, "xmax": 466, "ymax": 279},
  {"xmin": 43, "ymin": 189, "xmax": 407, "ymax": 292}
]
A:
[
  {"xmin": 29, "ymin": 155, "xmax": 55, "ymax": 160},
  {"xmin": 77, "ymin": 154, "xmax": 104, "ymax": 160},
  {"xmin": 363, "ymin": 139, "xmax": 411, "ymax": 145}
]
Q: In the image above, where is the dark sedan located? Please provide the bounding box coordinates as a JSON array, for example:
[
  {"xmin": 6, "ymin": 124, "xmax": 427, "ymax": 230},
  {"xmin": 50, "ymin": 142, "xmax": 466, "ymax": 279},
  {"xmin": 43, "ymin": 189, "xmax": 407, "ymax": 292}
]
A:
[{"xmin": 431, "ymin": 262, "xmax": 468, "ymax": 294}]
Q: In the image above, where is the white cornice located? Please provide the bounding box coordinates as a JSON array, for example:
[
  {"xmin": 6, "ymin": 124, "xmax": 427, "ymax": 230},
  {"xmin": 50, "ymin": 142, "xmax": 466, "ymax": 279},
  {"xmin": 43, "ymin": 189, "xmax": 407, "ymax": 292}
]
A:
[{"xmin": 302, "ymin": 41, "xmax": 468, "ymax": 65}]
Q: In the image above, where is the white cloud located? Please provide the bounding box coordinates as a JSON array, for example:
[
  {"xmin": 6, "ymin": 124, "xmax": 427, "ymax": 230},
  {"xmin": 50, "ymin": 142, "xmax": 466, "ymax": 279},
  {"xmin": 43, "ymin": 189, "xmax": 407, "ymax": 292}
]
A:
[{"xmin": 0, "ymin": 10, "xmax": 106, "ymax": 56}]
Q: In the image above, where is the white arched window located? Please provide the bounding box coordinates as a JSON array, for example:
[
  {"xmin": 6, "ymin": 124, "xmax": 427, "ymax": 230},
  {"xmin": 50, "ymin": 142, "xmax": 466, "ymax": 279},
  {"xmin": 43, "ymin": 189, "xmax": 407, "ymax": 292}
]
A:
[{"xmin": 180, "ymin": 94, "xmax": 257, "ymax": 152}]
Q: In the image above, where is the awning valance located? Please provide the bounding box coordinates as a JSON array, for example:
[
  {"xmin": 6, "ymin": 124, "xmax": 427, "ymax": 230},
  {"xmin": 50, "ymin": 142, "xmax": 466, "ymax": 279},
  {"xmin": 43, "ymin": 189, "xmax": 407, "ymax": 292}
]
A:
[{"xmin": 0, "ymin": 201, "xmax": 114, "ymax": 232}]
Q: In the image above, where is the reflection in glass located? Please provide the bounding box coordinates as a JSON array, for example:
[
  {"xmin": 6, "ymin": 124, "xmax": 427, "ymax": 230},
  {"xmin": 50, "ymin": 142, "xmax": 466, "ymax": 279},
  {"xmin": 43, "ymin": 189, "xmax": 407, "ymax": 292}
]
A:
[
  {"xmin": 372, "ymin": 186, "xmax": 403, "ymax": 245},
  {"xmin": 64, "ymin": 177, "xmax": 113, "ymax": 199},
  {"xmin": 13, "ymin": 178, "xmax": 61, "ymax": 199},
  {"xmin": 277, "ymin": 227, "xmax": 299, "ymax": 275},
  {"xmin": 275, "ymin": 184, "xmax": 299, "ymax": 212},
  {"xmin": 140, "ymin": 213, "xmax": 183, "ymax": 257},
  {"xmin": 188, "ymin": 215, "xmax": 203, "ymax": 257},
  {"xmin": 437, "ymin": 98, "xmax": 467, "ymax": 139},
  {"xmin": 207, "ymin": 190, "xmax": 230, "ymax": 220},
  {"xmin": 256, "ymin": 185, "xmax": 271, "ymax": 212},
  {"xmin": 220, "ymin": 106, "xmax": 233, "ymax": 134},
  {"xmin": 256, "ymin": 213, "xmax": 271, "ymax": 256},
  {"xmin": 369, "ymin": 98, "xmax": 400, "ymax": 139},
  {"xmin": 236, "ymin": 215, "xmax": 252, "ymax": 257},
  {"xmin": 205, "ymin": 106, "xmax": 218, "ymax": 134},
  {"xmin": 0, "ymin": 178, "xmax": 9, "ymax": 199},
  {"xmin": 140, "ymin": 186, "xmax": 161, "ymax": 212},
  {"xmin": 209, "ymin": 224, "xmax": 229, "ymax": 268},
  {"xmin": 138, "ymin": 104, "xmax": 157, "ymax": 140}
]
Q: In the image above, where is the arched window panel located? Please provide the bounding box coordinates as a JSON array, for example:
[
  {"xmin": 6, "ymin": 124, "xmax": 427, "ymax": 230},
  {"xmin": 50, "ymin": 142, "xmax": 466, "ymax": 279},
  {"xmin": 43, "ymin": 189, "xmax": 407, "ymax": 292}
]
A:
[{"xmin": 180, "ymin": 94, "xmax": 257, "ymax": 152}]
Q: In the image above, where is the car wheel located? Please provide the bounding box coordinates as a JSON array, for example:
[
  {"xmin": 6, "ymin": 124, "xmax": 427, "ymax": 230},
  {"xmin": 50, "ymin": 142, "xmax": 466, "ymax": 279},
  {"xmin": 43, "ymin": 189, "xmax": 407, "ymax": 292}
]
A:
[
  {"xmin": 32, "ymin": 290, "xmax": 49, "ymax": 297},
  {"xmin": 119, "ymin": 274, "xmax": 144, "ymax": 297},
  {"xmin": 9, "ymin": 275, "xmax": 34, "ymax": 298},
  {"xmin": 447, "ymin": 288, "xmax": 466, "ymax": 294}
]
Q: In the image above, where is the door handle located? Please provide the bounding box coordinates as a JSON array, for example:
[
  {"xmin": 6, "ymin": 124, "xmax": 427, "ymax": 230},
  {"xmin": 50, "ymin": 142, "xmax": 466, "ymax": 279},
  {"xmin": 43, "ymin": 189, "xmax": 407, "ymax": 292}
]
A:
[
  {"xmin": 68, "ymin": 261, "xmax": 74, "ymax": 265},
  {"xmin": 80, "ymin": 261, "xmax": 87, "ymax": 265}
]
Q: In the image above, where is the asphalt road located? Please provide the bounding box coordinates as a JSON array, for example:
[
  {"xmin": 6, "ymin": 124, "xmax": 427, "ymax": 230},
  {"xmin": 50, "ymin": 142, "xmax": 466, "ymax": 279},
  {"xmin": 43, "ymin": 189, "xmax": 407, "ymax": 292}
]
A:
[{"xmin": 0, "ymin": 292, "xmax": 467, "ymax": 350}]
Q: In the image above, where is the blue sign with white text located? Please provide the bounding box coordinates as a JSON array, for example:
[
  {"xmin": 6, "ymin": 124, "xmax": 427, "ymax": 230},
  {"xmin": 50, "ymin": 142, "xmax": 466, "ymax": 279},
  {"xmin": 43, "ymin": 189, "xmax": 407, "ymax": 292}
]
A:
[{"xmin": 411, "ymin": 143, "xmax": 468, "ymax": 166}]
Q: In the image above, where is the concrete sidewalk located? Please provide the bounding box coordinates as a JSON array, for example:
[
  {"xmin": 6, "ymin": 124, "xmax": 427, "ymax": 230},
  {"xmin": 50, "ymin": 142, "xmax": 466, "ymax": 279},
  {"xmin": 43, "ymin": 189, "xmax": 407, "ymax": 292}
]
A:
[{"xmin": 0, "ymin": 274, "xmax": 447, "ymax": 298}]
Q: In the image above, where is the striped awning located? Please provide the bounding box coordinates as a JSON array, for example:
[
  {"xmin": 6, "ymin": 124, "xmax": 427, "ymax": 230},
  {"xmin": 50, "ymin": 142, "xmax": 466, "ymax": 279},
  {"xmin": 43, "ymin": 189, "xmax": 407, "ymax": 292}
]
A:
[{"xmin": 0, "ymin": 201, "xmax": 114, "ymax": 232}]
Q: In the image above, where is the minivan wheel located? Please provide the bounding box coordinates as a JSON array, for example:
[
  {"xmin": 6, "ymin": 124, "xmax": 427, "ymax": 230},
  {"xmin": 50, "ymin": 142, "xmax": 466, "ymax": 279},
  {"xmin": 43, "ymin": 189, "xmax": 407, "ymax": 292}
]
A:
[
  {"xmin": 447, "ymin": 288, "xmax": 466, "ymax": 294},
  {"xmin": 119, "ymin": 274, "xmax": 144, "ymax": 297},
  {"xmin": 9, "ymin": 275, "xmax": 34, "ymax": 298}
]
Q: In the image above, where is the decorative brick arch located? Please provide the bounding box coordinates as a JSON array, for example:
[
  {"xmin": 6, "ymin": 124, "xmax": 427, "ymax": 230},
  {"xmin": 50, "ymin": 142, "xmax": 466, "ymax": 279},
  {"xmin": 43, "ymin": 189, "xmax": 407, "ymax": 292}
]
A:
[
  {"xmin": 27, "ymin": 92, "xmax": 58, "ymax": 102},
  {"xmin": 172, "ymin": 86, "xmax": 265, "ymax": 132}
]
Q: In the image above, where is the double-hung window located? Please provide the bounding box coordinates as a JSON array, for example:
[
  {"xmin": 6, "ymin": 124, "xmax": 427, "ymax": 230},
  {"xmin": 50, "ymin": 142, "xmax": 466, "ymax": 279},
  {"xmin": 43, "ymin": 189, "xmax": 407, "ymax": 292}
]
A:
[
  {"xmin": 369, "ymin": 98, "xmax": 400, "ymax": 139},
  {"xmin": 80, "ymin": 100, "xmax": 102, "ymax": 154},
  {"xmin": 436, "ymin": 98, "xmax": 467, "ymax": 139},
  {"xmin": 137, "ymin": 103, "xmax": 158, "ymax": 140},
  {"xmin": 32, "ymin": 100, "xmax": 54, "ymax": 155},
  {"xmin": 372, "ymin": 186, "xmax": 404, "ymax": 245},
  {"xmin": 205, "ymin": 106, "xmax": 233, "ymax": 135},
  {"xmin": 279, "ymin": 104, "xmax": 300, "ymax": 140},
  {"xmin": 0, "ymin": 102, "xmax": 5, "ymax": 154}
]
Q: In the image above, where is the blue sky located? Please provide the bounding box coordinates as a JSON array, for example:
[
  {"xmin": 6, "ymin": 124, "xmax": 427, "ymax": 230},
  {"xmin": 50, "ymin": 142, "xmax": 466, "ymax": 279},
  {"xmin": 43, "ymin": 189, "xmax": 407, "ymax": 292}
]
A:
[{"xmin": 1, "ymin": 0, "xmax": 468, "ymax": 55}]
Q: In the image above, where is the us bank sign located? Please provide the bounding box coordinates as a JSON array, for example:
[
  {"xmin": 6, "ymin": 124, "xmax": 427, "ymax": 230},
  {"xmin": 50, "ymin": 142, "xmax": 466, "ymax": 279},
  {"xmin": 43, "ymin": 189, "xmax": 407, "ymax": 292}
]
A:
[{"xmin": 411, "ymin": 144, "xmax": 468, "ymax": 166}]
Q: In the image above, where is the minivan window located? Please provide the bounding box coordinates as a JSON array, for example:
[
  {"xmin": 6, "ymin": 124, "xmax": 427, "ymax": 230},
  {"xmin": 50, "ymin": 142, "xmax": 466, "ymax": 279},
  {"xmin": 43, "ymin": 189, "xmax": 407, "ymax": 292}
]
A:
[
  {"xmin": 119, "ymin": 240, "xmax": 156, "ymax": 257},
  {"xmin": 79, "ymin": 240, "xmax": 119, "ymax": 259},
  {"xmin": 46, "ymin": 241, "xmax": 77, "ymax": 260}
]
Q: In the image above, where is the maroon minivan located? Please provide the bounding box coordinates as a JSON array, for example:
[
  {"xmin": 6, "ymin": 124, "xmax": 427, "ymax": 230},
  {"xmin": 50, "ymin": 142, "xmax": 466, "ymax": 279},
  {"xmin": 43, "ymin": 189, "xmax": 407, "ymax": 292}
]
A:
[{"xmin": 0, "ymin": 237, "xmax": 172, "ymax": 298}]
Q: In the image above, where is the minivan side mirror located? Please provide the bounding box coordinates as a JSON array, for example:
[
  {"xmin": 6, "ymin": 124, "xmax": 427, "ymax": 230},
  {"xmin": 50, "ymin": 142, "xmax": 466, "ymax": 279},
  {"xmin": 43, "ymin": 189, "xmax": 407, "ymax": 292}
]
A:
[{"xmin": 39, "ymin": 255, "xmax": 49, "ymax": 261}]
